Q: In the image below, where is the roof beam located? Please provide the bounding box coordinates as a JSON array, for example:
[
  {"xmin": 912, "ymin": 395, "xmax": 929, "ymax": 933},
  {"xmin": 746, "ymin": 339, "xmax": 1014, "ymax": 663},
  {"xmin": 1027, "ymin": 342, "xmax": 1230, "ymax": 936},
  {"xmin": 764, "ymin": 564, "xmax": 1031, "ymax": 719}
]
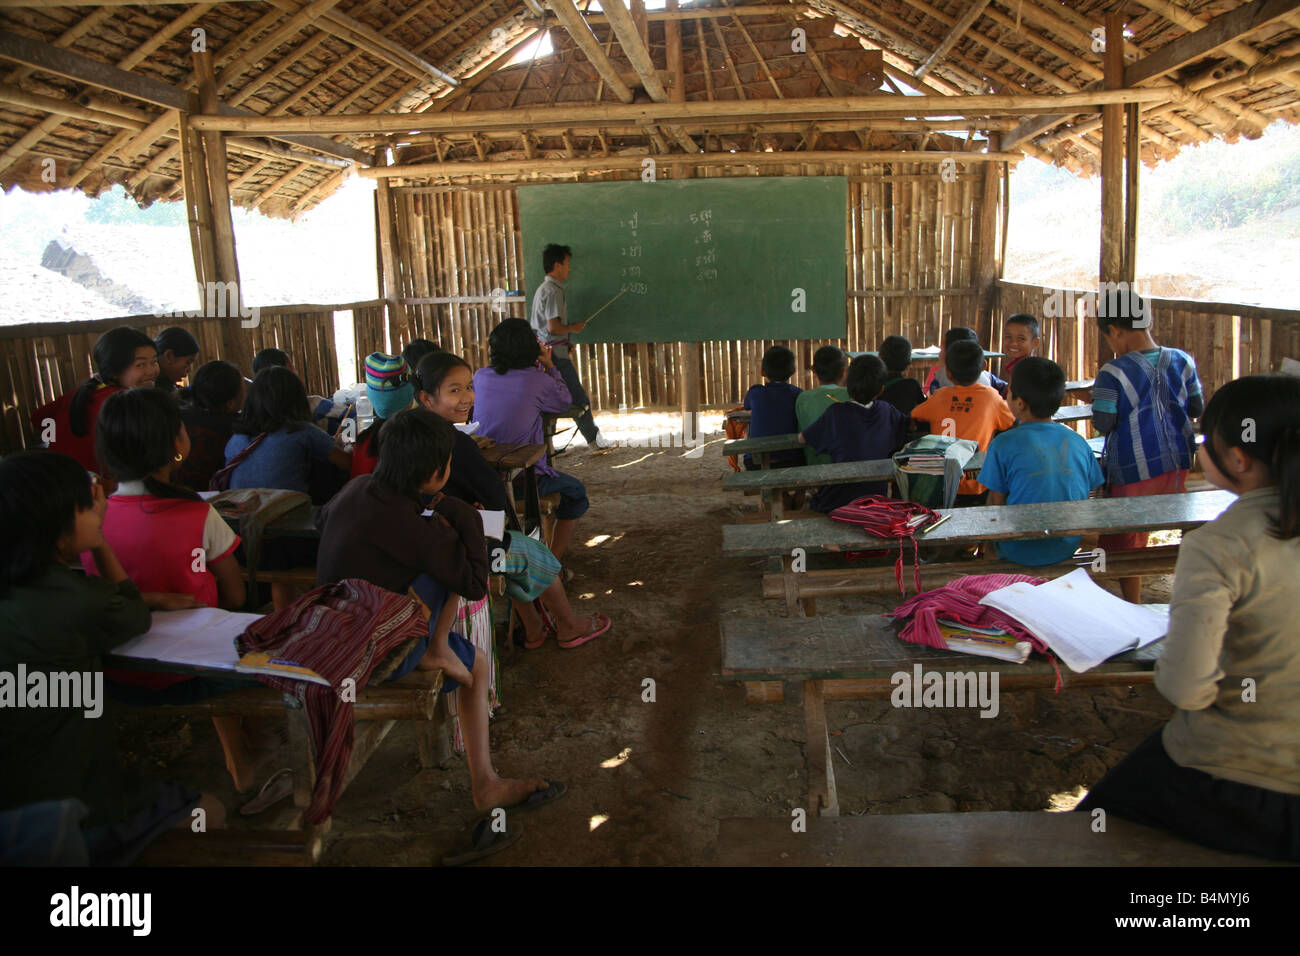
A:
[
  {"xmin": 602, "ymin": 0, "xmax": 668, "ymax": 100},
  {"xmin": 546, "ymin": 0, "xmax": 636, "ymax": 103},
  {"xmin": 913, "ymin": 0, "xmax": 992, "ymax": 82},
  {"xmin": 0, "ymin": 0, "xmax": 254, "ymax": 5},
  {"xmin": 1126, "ymin": 0, "xmax": 1300, "ymax": 86},
  {"xmin": 0, "ymin": 28, "xmax": 368, "ymax": 164}
]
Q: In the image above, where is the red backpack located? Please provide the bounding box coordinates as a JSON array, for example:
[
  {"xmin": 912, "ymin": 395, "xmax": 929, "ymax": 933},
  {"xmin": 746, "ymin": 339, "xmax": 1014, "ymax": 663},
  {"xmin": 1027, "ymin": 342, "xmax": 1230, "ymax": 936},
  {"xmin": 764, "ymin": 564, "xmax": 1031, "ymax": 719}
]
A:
[{"xmin": 829, "ymin": 494, "xmax": 942, "ymax": 595}]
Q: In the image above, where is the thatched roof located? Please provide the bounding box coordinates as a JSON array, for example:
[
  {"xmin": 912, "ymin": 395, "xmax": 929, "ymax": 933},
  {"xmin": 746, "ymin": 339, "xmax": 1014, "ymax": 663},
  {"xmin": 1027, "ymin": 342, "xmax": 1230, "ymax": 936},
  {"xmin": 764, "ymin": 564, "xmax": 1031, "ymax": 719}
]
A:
[{"xmin": 1, "ymin": 1, "xmax": 1297, "ymax": 216}]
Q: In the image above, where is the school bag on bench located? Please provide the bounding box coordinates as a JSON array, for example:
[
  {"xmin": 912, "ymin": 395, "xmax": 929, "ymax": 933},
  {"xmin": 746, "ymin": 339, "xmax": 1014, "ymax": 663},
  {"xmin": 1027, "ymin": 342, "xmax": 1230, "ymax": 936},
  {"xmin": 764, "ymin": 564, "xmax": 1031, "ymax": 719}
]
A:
[
  {"xmin": 891, "ymin": 434, "xmax": 978, "ymax": 510},
  {"xmin": 828, "ymin": 494, "xmax": 942, "ymax": 595}
]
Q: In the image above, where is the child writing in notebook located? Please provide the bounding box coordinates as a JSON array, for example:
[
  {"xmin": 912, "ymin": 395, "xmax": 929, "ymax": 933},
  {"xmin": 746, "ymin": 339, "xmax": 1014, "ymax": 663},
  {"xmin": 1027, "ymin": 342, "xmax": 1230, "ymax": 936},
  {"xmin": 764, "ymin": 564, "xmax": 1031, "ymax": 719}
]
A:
[
  {"xmin": 0, "ymin": 451, "xmax": 225, "ymax": 864},
  {"xmin": 911, "ymin": 340, "xmax": 1016, "ymax": 506},
  {"xmin": 794, "ymin": 346, "xmax": 848, "ymax": 466},
  {"xmin": 798, "ymin": 355, "xmax": 907, "ymax": 512},
  {"xmin": 1079, "ymin": 374, "xmax": 1300, "ymax": 860},
  {"xmin": 1092, "ymin": 290, "xmax": 1203, "ymax": 603},
  {"xmin": 977, "ymin": 357, "xmax": 1104, "ymax": 566}
]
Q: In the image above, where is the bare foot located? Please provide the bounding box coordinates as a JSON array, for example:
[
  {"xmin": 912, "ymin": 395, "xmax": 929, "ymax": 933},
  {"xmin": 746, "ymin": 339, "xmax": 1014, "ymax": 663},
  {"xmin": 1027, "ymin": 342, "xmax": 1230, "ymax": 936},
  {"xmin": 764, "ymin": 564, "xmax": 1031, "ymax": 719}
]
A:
[
  {"xmin": 473, "ymin": 776, "xmax": 549, "ymax": 814},
  {"xmin": 419, "ymin": 646, "xmax": 473, "ymax": 687}
]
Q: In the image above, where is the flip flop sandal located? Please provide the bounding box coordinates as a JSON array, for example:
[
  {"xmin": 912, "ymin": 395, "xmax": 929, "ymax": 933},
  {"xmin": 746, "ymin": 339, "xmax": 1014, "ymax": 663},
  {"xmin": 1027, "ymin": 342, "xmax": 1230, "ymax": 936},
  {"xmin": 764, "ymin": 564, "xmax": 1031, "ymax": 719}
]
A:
[
  {"xmin": 239, "ymin": 768, "xmax": 293, "ymax": 817},
  {"xmin": 558, "ymin": 613, "xmax": 612, "ymax": 649},
  {"xmin": 441, "ymin": 818, "xmax": 523, "ymax": 867},
  {"xmin": 493, "ymin": 780, "xmax": 568, "ymax": 819}
]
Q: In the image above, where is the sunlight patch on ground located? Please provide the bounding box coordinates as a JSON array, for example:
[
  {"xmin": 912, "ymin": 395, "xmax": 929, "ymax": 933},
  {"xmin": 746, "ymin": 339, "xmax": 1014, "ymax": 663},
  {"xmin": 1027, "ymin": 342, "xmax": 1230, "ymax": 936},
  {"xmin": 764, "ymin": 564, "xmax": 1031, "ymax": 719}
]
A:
[
  {"xmin": 600, "ymin": 748, "xmax": 632, "ymax": 769},
  {"xmin": 1047, "ymin": 786, "xmax": 1089, "ymax": 812},
  {"xmin": 589, "ymin": 814, "xmax": 609, "ymax": 832}
]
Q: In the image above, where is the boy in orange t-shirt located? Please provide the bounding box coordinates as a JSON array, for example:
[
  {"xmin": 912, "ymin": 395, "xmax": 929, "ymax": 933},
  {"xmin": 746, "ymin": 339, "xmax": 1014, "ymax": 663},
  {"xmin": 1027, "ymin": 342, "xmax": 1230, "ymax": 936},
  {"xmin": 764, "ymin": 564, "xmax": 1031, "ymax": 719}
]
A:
[{"xmin": 911, "ymin": 340, "xmax": 1016, "ymax": 505}]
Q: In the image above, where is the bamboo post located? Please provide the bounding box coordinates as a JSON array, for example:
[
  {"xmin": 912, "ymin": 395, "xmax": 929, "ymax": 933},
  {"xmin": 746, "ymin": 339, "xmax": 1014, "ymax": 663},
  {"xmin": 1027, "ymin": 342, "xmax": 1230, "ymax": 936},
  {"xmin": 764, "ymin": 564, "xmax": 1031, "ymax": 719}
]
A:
[
  {"xmin": 1099, "ymin": 12, "xmax": 1126, "ymax": 289},
  {"xmin": 974, "ymin": 133, "xmax": 1002, "ymax": 338},
  {"xmin": 1124, "ymin": 102, "xmax": 1140, "ymax": 284},
  {"xmin": 178, "ymin": 110, "xmax": 216, "ymax": 303},
  {"xmin": 192, "ymin": 50, "xmax": 252, "ymax": 375},
  {"xmin": 374, "ymin": 151, "xmax": 408, "ymax": 345}
]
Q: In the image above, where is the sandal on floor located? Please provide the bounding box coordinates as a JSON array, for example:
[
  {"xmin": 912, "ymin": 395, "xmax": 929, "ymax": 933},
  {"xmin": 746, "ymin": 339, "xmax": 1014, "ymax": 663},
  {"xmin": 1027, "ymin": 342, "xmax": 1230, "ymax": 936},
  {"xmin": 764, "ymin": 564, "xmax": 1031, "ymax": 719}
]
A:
[
  {"xmin": 442, "ymin": 818, "xmax": 523, "ymax": 866},
  {"xmin": 558, "ymin": 613, "xmax": 612, "ymax": 649},
  {"xmin": 494, "ymin": 780, "xmax": 567, "ymax": 818},
  {"xmin": 239, "ymin": 768, "xmax": 293, "ymax": 816}
]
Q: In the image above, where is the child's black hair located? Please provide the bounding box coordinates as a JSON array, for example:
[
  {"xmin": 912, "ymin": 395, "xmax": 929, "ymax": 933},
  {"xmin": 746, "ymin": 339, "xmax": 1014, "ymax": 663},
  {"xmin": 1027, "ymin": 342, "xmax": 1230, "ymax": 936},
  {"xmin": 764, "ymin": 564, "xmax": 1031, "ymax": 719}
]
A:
[
  {"xmin": 96, "ymin": 388, "xmax": 201, "ymax": 502},
  {"xmin": 373, "ymin": 407, "xmax": 456, "ymax": 499},
  {"xmin": 488, "ymin": 318, "xmax": 541, "ymax": 374},
  {"xmin": 878, "ymin": 334, "xmax": 912, "ymax": 372},
  {"xmin": 811, "ymin": 345, "xmax": 847, "ymax": 384},
  {"xmin": 1199, "ymin": 374, "xmax": 1300, "ymax": 540},
  {"xmin": 401, "ymin": 338, "xmax": 440, "ymax": 371},
  {"xmin": 0, "ymin": 450, "xmax": 95, "ymax": 593},
  {"xmin": 1009, "ymin": 356, "xmax": 1065, "ymax": 419},
  {"xmin": 543, "ymin": 243, "xmax": 572, "ymax": 274},
  {"xmin": 69, "ymin": 326, "xmax": 155, "ymax": 437},
  {"xmin": 1095, "ymin": 289, "xmax": 1150, "ymax": 332},
  {"xmin": 234, "ymin": 365, "xmax": 312, "ymax": 435},
  {"xmin": 761, "ymin": 345, "xmax": 796, "ymax": 382},
  {"xmin": 943, "ymin": 326, "xmax": 979, "ymax": 348},
  {"xmin": 252, "ymin": 347, "xmax": 290, "ymax": 374},
  {"xmin": 185, "ymin": 360, "xmax": 243, "ymax": 411},
  {"xmin": 154, "ymin": 326, "xmax": 200, "ymax": 360},
  {"xmin": 945, "ymin": 340, "xmax": 984, "ymax": 386},
  {"xmin": 416, "ymin": 351, "xmax": 473, "ymax": 406},
  {"xmin": 846, "ymin": 354, "xmax": 886, "ymax": 404},
  {"xmin": 1005, "ymin": 313, "xmax": 1041, "ymax": 340}
]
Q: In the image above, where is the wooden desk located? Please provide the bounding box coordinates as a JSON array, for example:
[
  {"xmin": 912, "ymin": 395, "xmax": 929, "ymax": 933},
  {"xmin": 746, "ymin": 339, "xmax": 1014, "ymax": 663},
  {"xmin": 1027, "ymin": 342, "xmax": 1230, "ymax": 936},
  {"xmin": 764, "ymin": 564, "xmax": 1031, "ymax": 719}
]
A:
[{"xmin": 478, "ymin": 441, "xmax": 545, "ymax": 537}]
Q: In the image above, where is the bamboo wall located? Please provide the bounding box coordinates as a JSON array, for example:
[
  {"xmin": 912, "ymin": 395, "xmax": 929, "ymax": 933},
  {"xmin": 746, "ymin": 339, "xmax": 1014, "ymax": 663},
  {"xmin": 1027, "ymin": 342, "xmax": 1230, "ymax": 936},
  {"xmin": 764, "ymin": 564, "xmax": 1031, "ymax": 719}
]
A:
[{"xmin": 388, "ymin": 162, "xmax": 995, "ymax": 408}]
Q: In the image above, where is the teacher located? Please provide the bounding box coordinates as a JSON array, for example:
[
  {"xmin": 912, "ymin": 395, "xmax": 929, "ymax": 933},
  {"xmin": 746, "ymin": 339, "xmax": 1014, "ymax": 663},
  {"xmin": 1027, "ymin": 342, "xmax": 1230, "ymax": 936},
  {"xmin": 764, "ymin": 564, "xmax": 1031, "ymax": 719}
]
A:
[{"xmin": 530, "ymin": 243, "xmax": 613, "ymax": 450}]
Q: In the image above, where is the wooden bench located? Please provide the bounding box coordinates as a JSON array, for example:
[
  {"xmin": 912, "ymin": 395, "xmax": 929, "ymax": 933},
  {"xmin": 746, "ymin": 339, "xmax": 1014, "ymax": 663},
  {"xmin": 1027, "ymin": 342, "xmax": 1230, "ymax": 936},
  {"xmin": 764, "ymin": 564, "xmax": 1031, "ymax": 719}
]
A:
[
  {"xmin": 136, "ymin": 827, "xmax": 323, "ymax": 867},
  {"xmin": 716, "ymin": 812, "xmax": 1289, "ymax": 866},
  {"xmin": 720, "ymin": 613, "xmax": 1161, "ymax": 816},
  {"xmin": 724, "ymin": 490, "xmax": 1232, "ymax": 612}
]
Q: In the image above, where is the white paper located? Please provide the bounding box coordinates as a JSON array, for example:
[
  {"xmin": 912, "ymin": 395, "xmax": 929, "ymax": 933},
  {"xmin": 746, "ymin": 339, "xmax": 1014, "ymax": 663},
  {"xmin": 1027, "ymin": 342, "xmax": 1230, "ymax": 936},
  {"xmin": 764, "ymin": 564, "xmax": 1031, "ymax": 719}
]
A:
[
  {"xmin": 978, "ymin": 568, "xmax": 1168, "ymax": 673},
  {"xmin": 112, "ymin": 607, "xmax": 263, "ymax": 672},
  {"xmin": 418, "ymin": 507, "xmax": 505, "ymax": 539},
  {"xmin": 197, "ymin": 490, "xmax": 220, "ymax": 501},
  {"xmin": 454, "ymin": 421, "xmax": 480, "ymax": 435}
]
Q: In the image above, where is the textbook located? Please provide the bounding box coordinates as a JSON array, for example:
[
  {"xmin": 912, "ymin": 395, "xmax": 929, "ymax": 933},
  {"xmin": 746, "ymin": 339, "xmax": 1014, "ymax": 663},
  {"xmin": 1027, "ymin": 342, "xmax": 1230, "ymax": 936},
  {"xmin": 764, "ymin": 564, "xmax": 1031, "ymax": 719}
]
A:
[
  {"xmin": 235, "ymin": 651, "xmax": 332, "ymax": 687},
  {"xmin": 979, "ymin": 568, "xmax": 1168, "ymax": 673},
  {"xmin": 112, "ymin": 607, "xmax": 262, "ymax": 672},
  {"xmin": 936, "ymin": 619, "xmax": 1032, "ymax": 664}
]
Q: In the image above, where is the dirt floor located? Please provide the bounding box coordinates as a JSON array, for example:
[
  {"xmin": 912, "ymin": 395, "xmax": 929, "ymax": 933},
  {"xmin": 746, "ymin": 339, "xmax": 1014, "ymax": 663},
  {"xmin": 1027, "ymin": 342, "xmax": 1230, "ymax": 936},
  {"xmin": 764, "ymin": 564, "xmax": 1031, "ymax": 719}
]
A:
[{"xmin": 118, "ymin": 412, "xmax": 1178, "ymax": 865}]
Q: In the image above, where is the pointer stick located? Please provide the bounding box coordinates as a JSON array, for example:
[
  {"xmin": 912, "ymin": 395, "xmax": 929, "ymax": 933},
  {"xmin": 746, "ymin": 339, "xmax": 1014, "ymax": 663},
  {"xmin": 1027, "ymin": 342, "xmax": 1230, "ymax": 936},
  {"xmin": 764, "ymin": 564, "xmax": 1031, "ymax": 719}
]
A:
[{"xmin": 582, "ymin": 288, "xmax": 627, "ymax": 325}]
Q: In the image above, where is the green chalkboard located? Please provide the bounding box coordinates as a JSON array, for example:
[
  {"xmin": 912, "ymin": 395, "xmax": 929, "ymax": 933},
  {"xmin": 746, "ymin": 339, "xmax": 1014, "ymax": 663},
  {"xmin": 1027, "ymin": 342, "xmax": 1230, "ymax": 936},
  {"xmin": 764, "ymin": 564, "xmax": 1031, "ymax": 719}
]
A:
[{"xmin": 518, "ymin": 178, "xmax": 847, "ymax": 344}]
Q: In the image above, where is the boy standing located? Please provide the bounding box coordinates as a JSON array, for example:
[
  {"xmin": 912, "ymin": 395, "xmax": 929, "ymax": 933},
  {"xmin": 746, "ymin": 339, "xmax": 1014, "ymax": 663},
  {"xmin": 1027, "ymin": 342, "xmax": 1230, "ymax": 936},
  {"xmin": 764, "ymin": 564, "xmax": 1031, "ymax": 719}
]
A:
[
  {"xmin": 878, "ymin": 334, "xmax": 925, "ymax": 417},
  {"xmin": 978, "ymin": 357, "xmax": 1104, "ymax": 566},
  {"xmin": 1001, "ymin": 313, "xmax": 1042, "ymax": 380},
  {"xmin": 911, "ymin": 341, "xmax": 1016, "ymax": 505},
  {"xmin": 799, "ymin": 355, "xmax": 907, "ymax": 512},
  {"xmin": 795, "ymin": 345, "xmax": 849, "ymax": 466},
  {"xmin": 1093, "ymin": 290, "xmax": 1203, "ymax": 602},
  {"xmin": 743, "ymin": 345, "xmax": 803, "ymax": 469}
]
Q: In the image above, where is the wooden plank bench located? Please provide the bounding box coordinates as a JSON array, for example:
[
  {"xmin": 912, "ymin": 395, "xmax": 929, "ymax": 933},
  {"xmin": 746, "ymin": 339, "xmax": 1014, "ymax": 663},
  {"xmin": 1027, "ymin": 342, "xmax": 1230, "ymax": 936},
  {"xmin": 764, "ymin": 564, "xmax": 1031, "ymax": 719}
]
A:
[
  {"xmin": 716, "ymin": 812, "xmax": 1289, "ymax": 866},
  {"xmin": 720, "ymin": 612, "xmax": 1162, "ymax": 816}
]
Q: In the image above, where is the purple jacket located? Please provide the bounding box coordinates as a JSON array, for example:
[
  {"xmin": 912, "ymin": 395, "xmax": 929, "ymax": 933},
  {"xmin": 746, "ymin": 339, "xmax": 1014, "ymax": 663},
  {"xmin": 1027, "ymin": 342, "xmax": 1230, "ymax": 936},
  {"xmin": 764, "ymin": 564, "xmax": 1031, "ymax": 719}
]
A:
[{"xmin": 472, "ymin": 365, "xmax": 572, "ymax": 476}]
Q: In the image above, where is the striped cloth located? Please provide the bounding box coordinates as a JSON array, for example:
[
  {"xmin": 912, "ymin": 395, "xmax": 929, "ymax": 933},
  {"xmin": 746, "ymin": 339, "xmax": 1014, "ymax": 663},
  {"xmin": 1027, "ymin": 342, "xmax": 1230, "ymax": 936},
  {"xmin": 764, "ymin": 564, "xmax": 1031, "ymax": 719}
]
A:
[
  {"xmin": 1093, "ymin": 347, "xmax": 1201, "ymax": 485},
  {"xmin": 500, "ymin": 531, "xmax": 562, "ymax": 603},
  {"xmin": 450, "ymin": 593, "xmax": 497, "ymax": 754},
  {"xmin": 236, "ymin": 578, "xmax": 428, "ymax": 824}
]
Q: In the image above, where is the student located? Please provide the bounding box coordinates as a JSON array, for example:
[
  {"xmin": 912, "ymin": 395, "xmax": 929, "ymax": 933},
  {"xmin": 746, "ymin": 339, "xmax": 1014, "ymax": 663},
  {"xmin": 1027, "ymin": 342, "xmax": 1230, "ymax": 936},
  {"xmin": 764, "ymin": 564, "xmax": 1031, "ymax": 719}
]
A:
[
  {"xmin": 252, "ymin": 347, "xmax": 290, "ymax": 375},
  {"xmin": 154, "ymin": 327, "xmax": 200, "ymax": 392},
  {"xmin": 743, "ymin": 345, "xmax": 803, "ymax": 469},
  {"xmin": 401, "ymin": 338, "xmax": 440, "ymax": 371},
  {"xmin": 1078, "ymin": 375, "xmax": 1300, "ymax": 860},
  {"xmin": 315, "ymin": 408, "xmax": 560, "ymax": 819},
  {"xmin": 350, "ymin": 353, "xmax": 415, "ymax": 478},
  {"xmin": 924, "ymin": 326, "xmax": 1008, "ymax": 397},
  {"xmin": 31, "ymin": 326, "xmax": 158, "ymax": 480},
  {"xmin": 798, "ymin": 354, "xmax": 907, "ymax": 512},
  {"xmin": 794, "ymin": 346, "xmax": 849, "ymax": 466},
  {"xmin": 0, "ymin": 451, "xmax": 225, "ymax": 863},
  {"xmin": 87, "ymin": 388, "xmax": 273, "ymax": 793},
  {"xmin": 878, "ymin": 334, "xmax": 926, "ymax": 417},
  {"xmin": 224, "ymin": 366, "xmax": 351, "ymax": 497},
  {"xmin": 177, "ymin": 360, "xmax": 244, "ymax": 492},
  {"xmin": 911, "ymin": 340, "xmax": 1016, "ymax": 505},
  {"xmin": 977, "ymin": 357, "xmax": 1104, "ymax": 566},
  {"xmin": 1093, "ymin": 290, "xmax": 1203, "ymax": 603},
  {"xmin": 473, "ymin": 318, "xmax": 589, "ymax": 563},
  {"xmin": 1000, "ymin": 313, "xmax": 1041, "ymax": 380},
  {"xmin": 415, "ymin": 351, "xmax": 611, "ymax": 649}
]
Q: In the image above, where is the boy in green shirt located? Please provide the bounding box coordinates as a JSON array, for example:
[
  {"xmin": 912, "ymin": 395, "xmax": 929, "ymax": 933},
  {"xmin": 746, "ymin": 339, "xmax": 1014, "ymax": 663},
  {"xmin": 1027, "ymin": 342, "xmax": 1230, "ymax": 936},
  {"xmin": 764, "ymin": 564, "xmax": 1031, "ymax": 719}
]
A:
[{"xmin": 795, "ymin": 346, "xmax": 849, "ymax": 465}]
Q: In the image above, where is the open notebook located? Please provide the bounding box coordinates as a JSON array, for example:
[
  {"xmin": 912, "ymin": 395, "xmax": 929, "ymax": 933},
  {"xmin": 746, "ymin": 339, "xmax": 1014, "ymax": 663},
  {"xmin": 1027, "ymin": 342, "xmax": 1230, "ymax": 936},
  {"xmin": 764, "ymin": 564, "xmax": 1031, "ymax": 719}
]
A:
[{"xmin": 978, "ymin": 568, "xmax": 1168, "ymax": 673}]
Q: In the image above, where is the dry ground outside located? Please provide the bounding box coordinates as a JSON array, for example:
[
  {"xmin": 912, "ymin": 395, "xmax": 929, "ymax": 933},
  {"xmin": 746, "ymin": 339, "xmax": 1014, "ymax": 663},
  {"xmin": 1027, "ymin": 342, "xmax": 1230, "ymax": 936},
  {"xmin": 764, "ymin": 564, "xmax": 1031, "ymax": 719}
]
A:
[{"xmin": 117, "ymin": 412, "xmax": 1176, "ymax": 866}]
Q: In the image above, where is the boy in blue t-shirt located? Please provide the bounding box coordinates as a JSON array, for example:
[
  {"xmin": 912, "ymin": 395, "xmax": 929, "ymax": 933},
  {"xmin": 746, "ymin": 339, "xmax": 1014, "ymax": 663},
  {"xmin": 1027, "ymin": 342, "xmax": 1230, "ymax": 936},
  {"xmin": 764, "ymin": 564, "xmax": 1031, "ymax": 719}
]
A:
[
  {"xmin": 799, "ymin": 354, "xmax": 908, "ymax": 512},
  {"xmin": 743, "ymin": 345, "xmax": 802, "ymax": 470},
  {"xmin": 1092, "ymin": 290, "xmax": 1203, "ymax": 602},
  {"xmin": 979, "ymin": 357, "xmax": 1104, "ymax": 566}
]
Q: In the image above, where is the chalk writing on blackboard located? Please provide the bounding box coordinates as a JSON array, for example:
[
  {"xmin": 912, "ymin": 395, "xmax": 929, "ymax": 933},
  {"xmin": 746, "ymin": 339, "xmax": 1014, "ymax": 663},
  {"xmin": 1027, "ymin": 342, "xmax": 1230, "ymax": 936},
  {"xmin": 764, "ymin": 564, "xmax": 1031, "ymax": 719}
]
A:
[
  {"xmin": 619, "ymin": 210, "xmax": 648, "ymax": 296},
  {"xmin": 690, "ymin": 207, "xmax": 718, "ymax": 284}
]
